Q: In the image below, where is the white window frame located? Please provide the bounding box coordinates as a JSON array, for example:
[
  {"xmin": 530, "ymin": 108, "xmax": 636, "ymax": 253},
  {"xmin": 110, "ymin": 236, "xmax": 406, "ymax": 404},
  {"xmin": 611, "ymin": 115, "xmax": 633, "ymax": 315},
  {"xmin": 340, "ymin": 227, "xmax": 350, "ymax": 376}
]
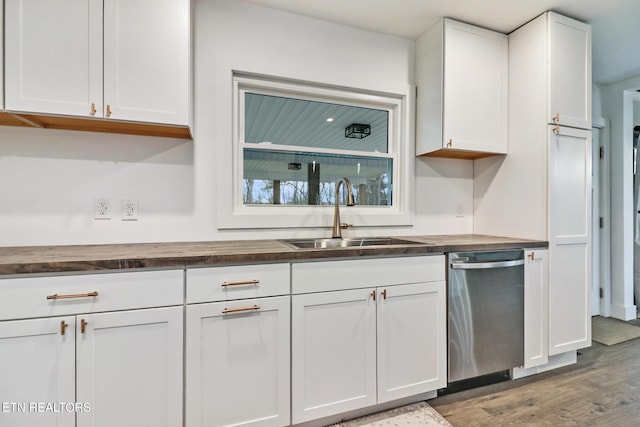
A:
[{"xmin": 218, "ymin": 72, "xmax": 414, "ymax": 230}]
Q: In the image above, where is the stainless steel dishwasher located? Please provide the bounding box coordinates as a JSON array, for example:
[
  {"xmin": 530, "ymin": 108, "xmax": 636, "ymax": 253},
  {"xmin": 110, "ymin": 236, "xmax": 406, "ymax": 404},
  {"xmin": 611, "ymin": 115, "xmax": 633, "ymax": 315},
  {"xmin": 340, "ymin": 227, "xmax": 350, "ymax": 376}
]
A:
[{"xmin": 447, "ymin": 249, "xmax": 525, "ymax": 386}]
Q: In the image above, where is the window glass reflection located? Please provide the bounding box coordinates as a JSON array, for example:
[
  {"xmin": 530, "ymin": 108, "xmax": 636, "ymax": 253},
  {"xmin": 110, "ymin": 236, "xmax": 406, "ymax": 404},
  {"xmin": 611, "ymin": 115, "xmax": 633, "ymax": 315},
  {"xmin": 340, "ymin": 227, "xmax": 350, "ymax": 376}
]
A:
[{"xmin": 243, "ymin": 148, "xmax": 392, "ymax": 206}]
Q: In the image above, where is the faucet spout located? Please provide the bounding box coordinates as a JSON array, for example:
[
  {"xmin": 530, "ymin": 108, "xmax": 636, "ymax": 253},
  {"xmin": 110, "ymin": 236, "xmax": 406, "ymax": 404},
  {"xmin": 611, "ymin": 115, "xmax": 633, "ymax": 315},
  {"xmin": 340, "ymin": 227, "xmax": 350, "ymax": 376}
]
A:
[{"xmin": 332, "ymin": 177, "xmax": 355, "ymax": 239}]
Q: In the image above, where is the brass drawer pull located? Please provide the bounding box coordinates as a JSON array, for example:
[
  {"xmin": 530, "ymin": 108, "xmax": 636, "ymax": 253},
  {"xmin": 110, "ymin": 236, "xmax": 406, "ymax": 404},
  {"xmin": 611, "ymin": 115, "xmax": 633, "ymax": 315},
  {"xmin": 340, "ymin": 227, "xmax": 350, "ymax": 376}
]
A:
[
  {"xmin": 60, "ymin": 320, "xmax": 68, "ymax": 336},
  {"xmin": 221, "ymin": 280, "xmax": 260, "ymax": 287},
  {"xmin": 81, "ymin": 319, "xmax": 88, "ymax": 334},
  {"xmin": 47, "ymin": 291, "xmax": 99, "ymax": 300},
  {"xmin": 222, "ymin": 305, "xmax": 260, "ymax": 314}
]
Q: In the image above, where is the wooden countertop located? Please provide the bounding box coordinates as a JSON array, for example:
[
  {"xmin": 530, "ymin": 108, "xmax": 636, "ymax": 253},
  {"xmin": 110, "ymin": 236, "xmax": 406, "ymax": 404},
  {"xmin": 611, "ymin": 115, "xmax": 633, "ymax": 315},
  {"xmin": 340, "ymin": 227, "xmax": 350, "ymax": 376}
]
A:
[{"xmin": 0, "ymin": 234, "xmax": 548, "ymax": 275}]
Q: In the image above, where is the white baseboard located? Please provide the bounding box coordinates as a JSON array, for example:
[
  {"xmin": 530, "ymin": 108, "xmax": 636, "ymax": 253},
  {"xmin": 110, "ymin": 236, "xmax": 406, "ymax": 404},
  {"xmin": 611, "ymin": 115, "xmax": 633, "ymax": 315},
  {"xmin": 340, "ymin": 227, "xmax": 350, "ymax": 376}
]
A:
[
  {"xmin": 610, "ymin": 303, "xmax": 637, "ymax": 321},
  {"xmin": 293, "ymin": 391, "xmax": 437, "ymax": 427},
  {"xmin": 511, "ymin": 351, "xmax": 577, "ymax": 380}
]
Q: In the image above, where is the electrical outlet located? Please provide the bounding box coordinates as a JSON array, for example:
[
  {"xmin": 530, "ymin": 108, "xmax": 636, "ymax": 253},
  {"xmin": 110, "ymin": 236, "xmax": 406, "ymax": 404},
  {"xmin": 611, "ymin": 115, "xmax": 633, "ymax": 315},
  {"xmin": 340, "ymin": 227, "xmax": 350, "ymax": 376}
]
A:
[
  {"xmin": 121, "ymin": 199, "xmax": 138, "ymax": 221},
  {"xmin": 94, "ymin": 198, "xmax": 111, "ymax": 220}
]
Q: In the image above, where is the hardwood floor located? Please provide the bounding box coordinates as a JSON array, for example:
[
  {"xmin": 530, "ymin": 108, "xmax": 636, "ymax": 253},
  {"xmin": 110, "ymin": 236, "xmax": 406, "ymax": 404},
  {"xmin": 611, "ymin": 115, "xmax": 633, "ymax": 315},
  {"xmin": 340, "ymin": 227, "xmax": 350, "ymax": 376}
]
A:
[{"xmin": 430, "ymin": 334, "xmax": 640, "ymax": 426}]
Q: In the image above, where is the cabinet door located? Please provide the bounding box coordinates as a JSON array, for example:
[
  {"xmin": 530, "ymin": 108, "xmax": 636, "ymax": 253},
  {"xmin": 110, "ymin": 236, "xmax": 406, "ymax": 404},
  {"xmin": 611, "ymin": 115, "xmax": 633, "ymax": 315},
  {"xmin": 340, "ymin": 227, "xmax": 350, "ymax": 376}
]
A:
[
  {"xmin": 76, "ymin": 307, "xmax": 183, "ymax": 427},
  {"xmin": 103, "ymin": 0, "xmax": 189, "ymax": 125},
  {"xmin": 443, "ymin": 19, "xmax": 508, "ymax": 154},
  {"xmin": 292, "ymin": 289, "xmax": 377, "ymax": 424},
  {"xmin": 1, "ymin": 1, "xmax": 4, "ymax": 111},
  {"xmin": 377, "ymin": 282, "xmax": 446, "ymax": 403},
  {"xmin": 548, "ymin": 12, "xmax": 591, "ymax": 129},
  {"xmin": 548, "ymin": 126, "xmax": 592, "ymax": 355},
  {"xmin": 186, "ymin": 296, "xmax": 290, "ymax": 427},
  {"xmin": 523, "ymin": 249, "xmax": 549, "ymax": 369},
  {"xmin": 5, "ymin": 0, "xmax": 102, "ymax": 116},
  {"xmin": 0, "ymin": 317, "xmax": 75, "ymax": 427}
]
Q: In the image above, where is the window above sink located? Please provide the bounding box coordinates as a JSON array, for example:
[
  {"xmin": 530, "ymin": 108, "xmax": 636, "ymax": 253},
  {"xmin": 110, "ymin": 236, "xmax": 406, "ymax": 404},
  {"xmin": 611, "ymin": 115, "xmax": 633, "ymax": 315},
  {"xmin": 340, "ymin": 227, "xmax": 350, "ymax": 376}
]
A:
[
  {"xmin": 239, "ymin": 76, "xmax": 395, "ymax": 207},
  {"xmin": 218, "ymin": 73, "xmax": 414, "ymax": 230}
]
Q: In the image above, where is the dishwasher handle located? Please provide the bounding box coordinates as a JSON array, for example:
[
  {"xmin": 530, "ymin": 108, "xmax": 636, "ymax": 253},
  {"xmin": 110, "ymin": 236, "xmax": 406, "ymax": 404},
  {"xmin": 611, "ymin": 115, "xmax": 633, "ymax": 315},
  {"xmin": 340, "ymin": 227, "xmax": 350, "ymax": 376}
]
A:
[{"xmin": 450, "ymin": 259, "xmax": 525, "ymax": 270}]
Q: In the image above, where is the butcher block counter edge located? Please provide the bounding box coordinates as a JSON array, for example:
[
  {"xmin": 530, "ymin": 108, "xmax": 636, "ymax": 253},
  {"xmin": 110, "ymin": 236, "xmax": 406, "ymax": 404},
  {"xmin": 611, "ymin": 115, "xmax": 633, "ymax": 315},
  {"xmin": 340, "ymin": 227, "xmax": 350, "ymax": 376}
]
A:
[{"xmin": 0, "ymin": 234, "xmax": 548, "ymax": 275}]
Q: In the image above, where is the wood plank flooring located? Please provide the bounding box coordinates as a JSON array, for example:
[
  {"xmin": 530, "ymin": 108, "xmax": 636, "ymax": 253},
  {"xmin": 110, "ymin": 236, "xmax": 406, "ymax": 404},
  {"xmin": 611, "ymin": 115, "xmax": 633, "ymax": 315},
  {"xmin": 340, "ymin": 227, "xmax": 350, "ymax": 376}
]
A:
[{"xmin": 430, "ymin": 331, "xmax": 640, "ymax": 426}]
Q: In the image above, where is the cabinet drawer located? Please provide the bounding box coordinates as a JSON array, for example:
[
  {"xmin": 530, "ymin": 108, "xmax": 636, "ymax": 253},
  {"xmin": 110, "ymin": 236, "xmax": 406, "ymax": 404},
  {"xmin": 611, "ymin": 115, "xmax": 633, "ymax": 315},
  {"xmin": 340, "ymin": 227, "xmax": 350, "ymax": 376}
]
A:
[
  {"xmin": 187, "ymin": 263, "xmax": 290, "ymax": 303},
  {"xmin": 0, "ymin": 270, "xmax": 184, "ymax": 321},
  {"xmin": 292, "ymin": 255, "xmax": 444, "ymax": 294}
]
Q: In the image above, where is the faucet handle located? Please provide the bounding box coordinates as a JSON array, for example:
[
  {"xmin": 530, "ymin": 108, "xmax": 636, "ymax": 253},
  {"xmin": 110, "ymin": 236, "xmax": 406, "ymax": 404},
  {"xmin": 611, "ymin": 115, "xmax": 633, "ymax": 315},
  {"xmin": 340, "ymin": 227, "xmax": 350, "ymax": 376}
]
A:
[{"xmin": 340, "ymin": 223, "xmax": 353, "ymax": 230}]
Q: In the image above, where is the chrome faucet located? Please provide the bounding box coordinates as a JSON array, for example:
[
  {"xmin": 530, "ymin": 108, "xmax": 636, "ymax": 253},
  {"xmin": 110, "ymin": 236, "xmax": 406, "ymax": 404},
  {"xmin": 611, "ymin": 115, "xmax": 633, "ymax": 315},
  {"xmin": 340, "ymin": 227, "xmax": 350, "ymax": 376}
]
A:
[{"xmin": 332, "ymin": 177, "xmax": 355, "ymax": 238}]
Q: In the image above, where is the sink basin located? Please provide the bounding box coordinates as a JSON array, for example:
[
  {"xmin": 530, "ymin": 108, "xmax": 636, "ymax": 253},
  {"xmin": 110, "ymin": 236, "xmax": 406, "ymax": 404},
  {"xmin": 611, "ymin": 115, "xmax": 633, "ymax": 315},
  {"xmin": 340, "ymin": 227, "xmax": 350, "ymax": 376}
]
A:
[{"xmin": 282, "ymin": 237, "xmax": 422, "ymax": 249}]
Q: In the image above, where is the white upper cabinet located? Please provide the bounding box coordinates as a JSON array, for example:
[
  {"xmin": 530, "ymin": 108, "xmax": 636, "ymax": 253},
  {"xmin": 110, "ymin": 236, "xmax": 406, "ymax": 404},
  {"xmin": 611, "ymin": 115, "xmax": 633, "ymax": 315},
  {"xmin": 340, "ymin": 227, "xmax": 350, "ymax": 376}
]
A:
[
  {"xmin": 548, "ymin": 12, "xmax": 592, "ymax": 129},
  {"xmin": 4, "ymin": 0, "xmax": 190, "ymax": 129},
  {"xmin": 5, "ymin": 0, "xmax": 102, "ymax": 117},
  {"xmin": 416, "ymin": 18, "xmax": 508, "ymax": 159},
  {"xmin": 103, "ymin": 0, "xmax": 190, "ymax": 125}
]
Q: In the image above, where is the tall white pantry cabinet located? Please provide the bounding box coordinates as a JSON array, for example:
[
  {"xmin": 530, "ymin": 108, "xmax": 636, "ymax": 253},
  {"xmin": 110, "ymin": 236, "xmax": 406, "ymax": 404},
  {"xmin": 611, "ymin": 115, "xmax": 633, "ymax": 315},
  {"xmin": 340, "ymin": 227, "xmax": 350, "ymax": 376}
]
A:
[{"xmin": 475, "ymin": 11, "xmax": 592, "ymax": 357}]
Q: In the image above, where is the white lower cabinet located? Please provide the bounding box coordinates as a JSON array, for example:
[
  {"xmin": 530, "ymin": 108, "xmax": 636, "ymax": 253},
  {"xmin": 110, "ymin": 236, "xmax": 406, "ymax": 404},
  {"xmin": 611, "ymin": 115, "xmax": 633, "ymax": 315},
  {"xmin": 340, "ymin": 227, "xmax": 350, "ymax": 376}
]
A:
[
  {"xmin": 291, "ymin": 256, "xmax": 446, "ymax": 424},
  {"xmin": 0, "ymin": 270, "xmax": 184, "ymax": 427},
  {"xmin": 523, "ymin": 249, "xmax": 549, "ymax": 369},
  {"xmin": 292, "ymin": 288, "xmax": 377, "ymax": 423},
  {"xmin": 377, "ymin": 282, "xmax": 446, "ymax": 402},
  {"xmin": 186, "ymin": 297, "xmax": 290, "ymax": 427},
  {"xmin": 0, "ymin": 317, "xmax": 76, "ymax": 427},
  {"xmin": 185, "ymin": 264, "xmax": 291, "ymax": 427},
  {"xmin": 76, "ymin": 307, "xmax": 183, "ymax": 427}
]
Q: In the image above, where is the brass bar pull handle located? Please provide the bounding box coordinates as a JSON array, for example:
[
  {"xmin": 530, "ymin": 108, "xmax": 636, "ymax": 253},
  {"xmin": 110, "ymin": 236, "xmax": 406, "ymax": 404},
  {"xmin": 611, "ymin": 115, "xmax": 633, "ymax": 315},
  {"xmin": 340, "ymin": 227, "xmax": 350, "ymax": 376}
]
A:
[
  {"xmin": 90, "ymin": 103, "xmax": 97, "ymax": 116},
  {"xmin": 80, "ymin": 319, "xmax": 88, "ymax": 334},
  {"xmin": 447, "ymin": 139, "xmax": 453, "ymax": 148},
  {"xmin": 106, "ymin": 104, "xmax": 112, "ymax": 117},
  {"xmin": 60, "ymin": 321, "xmax": 68, "ymax": 336},
  {"xmin": 528, "ymin": 252, "xmax": 535, "ymax": 260},
  {"xmin": 371, "ymin": 290, "xmax": 376, "ymax": 301},
  {"xmin": 553, "ymin": 113, "xmax": 560, "ymax": 123},
  {"xmin": 381, "ymin": 289, "xmax": 387, "ymax": 300},
  {"xmin": 221, "ymin": 280, "xmax": 260, "ymax": 287},
  {"xmin": 553, "ymin": 124, "xmax": 560, "ymax": 135},
  {"xmin": 47, "ymin": 291, "xmax": 99, "ymax": 300},
  {"xmin": 222, "ymin": 305, "xmax": 260, "ymax": 314}
]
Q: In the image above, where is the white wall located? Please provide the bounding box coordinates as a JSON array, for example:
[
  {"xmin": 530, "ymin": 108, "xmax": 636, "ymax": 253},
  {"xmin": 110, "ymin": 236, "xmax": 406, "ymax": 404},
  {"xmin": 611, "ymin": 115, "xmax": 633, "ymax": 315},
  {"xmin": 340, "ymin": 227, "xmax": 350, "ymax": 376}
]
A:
[
  {"xmin": 0, "ymin": 0, "xmax": 472, "ymax": 247},
  {"xmin": 601, "ymin": 76, "xmax": 638, "ymax": 320}
]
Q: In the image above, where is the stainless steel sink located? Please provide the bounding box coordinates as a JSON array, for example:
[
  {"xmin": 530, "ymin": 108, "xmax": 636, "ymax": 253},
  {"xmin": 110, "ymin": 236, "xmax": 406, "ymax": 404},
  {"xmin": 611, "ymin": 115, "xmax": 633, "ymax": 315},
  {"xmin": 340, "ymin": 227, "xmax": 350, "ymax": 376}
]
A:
[{"xmin": 282, "ymin": 237, "xmax": 422, "ymax": 249}]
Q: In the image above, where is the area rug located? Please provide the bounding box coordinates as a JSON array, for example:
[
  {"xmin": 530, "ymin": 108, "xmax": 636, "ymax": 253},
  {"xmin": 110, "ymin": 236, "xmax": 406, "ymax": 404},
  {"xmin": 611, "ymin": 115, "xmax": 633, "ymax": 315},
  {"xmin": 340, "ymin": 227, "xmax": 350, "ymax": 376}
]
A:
[
  {"xmin": 592, "ymin": 316, "xmax": 640, "ymax": 346},
  {"xmin": 328, "ymin": 401, "xmax": 453, "ymax": 427}
]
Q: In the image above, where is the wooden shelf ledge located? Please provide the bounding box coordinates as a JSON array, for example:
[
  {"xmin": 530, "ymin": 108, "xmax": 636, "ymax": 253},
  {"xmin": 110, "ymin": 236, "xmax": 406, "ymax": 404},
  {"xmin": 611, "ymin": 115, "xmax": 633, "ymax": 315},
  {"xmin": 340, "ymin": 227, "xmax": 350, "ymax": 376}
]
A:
[
  {"xmin": 0, "ymin": 111, "xmax": 192, "ymax": 139},
  {"xmin": 418, "ymin": 148, "xmax": 506, "ymax": 160}
]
